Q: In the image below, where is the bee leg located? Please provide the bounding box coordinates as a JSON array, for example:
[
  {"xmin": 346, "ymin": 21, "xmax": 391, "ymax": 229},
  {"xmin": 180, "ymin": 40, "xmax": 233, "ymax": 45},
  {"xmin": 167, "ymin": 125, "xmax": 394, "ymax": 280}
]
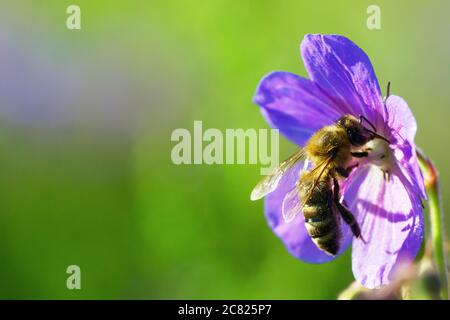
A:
[
  {"xmin": 333, "ymin": 178, "xmax": 366, "ymax": 242},
  {"xmin": 335, "ymin": 167, "xmax": 350, "ymax": 178},
  {"xmin": 335, "ymin": 163, "xmax": 359, "ymax": 178},
  {"xmin": 351, "ymin": 151, "xmax": 369, "ymax": 158},
  {"xmin": 346, "ymin": 163, "xmax": 359, "ymax": 172},
  {"xmin": 382, "ymin": 169, "xmax": 391, "ymax": 181}
]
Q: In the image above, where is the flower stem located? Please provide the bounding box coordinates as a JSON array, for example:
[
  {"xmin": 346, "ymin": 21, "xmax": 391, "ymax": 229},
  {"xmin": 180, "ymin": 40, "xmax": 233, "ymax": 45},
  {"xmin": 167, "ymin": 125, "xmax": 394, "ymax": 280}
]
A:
[{"xmin": 417, "ymin": 148, "xmax": 449, "ymax": 300}]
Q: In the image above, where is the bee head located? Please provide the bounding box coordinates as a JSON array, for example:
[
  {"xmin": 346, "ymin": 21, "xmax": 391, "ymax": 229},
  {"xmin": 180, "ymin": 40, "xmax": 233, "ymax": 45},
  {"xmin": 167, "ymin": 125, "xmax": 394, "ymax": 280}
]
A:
[
  {"xmin": 337, "ymin": 114, "xmax": 390, "ymax": 146},
  {"xmin": 336, "ymin": 115, "xmax": 372, "ymax": 147}
]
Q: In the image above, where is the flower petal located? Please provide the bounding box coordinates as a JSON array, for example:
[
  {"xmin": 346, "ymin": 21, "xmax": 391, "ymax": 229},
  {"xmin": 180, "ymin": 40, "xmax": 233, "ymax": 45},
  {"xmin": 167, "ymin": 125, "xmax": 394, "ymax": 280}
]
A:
[
  {"xmin": 253, "ymin": 71, "xmax": 344, "ymax": 146},
  {"xmin": 385, "ymin": 95, "xmax": 417, "ymax": 143},
  {"xmin": 300, "ymin": 34, "xmax": 385, "ymax": 126},
  {"xmin": 342, "ymin": 165, "xmax": 424, "ymax": 289},
  {"xmin": 394, "ymin": 145, "xmax": 426, "ymax": 200},
  {"xmin": 264, "ymin": 159, "xmax": 352, "ymax": 263},
  {"xmin": 386, "ymin": 95, "xmax": 425, "ymax": 198}
]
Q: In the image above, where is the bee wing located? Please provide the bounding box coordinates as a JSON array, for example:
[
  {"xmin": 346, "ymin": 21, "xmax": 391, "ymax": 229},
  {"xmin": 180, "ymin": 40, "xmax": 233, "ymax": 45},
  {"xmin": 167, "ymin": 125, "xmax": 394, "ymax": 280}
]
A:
[
  {"xmin": 281, "ymin": 158, "xmax": 315, "ymax": 222},
  {"xmin": 250, "ymin": 149, "xmax": 307, "ymax": 201},
  {"xmin": 282, "ymin": 155, "xmax": 334, "ymax": 223},
  {"xmin": 282, "ymin": 185, "xmax": 302, "ymax": 223},
  {"xmin": 298, "ymin": 154, "xmax": 335, "ymax": 212}
]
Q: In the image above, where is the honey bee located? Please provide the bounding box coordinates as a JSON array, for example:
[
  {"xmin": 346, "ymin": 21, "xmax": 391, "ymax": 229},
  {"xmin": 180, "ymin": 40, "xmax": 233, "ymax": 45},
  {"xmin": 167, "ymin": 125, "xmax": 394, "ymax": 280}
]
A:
[{"xmin": 251, "ymin": 114, "xmax": 389, "ymax": 256}]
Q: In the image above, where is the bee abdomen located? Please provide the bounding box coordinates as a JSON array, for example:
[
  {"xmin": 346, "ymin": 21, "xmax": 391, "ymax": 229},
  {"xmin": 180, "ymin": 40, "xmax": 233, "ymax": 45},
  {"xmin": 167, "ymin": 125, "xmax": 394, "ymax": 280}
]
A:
[
  {"xmin": 303, "ymin": 205, "xmax": 329, "ymax": 220},
  {"xmin": 300, "ymin": 174, "xmax": 341, "ymax": 256},
  {"xmin": 305, "ymin": 216, "xmax": 334, "ymax": 238},
  {"xmin": 304, "ymin": 208, "xmax": 341, "ymax": 256}
]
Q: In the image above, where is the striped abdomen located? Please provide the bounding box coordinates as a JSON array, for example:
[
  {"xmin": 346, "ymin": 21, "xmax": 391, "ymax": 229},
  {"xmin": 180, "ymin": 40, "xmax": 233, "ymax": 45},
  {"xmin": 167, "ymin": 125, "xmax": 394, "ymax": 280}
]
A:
[{"xmin": 299, "ymin": 172, "xmax": 341, "ymax": 256}]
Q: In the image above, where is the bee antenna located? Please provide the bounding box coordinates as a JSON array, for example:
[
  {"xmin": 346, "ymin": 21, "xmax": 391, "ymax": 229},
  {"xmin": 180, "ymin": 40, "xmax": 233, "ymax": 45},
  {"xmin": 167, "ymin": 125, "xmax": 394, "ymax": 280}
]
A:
[
  {"xmin": 384, "ymin": 81, "xmax": 391, "ymax": 103},
  {"xmin": 365, "ymin": 128, "xmax": 390, "ymax": 144},
  {"xmin": 358, "ymin": 115, "xmax": 377, "ymax": 132}
]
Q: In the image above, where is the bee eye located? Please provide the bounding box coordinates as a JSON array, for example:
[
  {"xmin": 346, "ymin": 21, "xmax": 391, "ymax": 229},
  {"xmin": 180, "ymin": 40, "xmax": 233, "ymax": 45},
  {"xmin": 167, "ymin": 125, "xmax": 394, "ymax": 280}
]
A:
[{"xmin": 347, "ymin": 127, "xmax": 367, "ymax": 146}]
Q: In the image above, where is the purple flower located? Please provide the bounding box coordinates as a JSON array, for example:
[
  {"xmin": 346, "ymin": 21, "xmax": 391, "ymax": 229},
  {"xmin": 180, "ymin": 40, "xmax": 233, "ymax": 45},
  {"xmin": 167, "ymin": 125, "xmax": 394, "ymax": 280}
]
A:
[{"xmin": 253, "ymin": 34, "xmax": 425, "ymax": 289}]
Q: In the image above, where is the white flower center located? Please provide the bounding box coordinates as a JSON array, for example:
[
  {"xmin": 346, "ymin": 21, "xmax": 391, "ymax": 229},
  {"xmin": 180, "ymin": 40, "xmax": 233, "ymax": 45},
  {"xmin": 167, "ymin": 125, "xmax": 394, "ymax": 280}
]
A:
[{"xmin": 364, "ymin": 138, "xmax": 395, "ymax": 174}]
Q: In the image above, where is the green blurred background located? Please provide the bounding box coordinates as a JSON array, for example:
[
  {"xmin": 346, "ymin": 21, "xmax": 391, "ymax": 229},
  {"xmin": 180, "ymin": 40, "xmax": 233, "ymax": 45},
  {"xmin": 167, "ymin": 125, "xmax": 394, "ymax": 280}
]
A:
[{"xmin": 0, "ymin": 0, "xmax": 449, "ymax": 299}]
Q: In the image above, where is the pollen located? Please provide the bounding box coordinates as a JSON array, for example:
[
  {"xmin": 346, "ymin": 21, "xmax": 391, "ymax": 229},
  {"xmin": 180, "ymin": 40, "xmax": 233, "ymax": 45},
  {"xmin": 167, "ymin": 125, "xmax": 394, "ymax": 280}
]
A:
[{"xmin": 364, "ymin": 138, "xmax": 395, "ymax": 177}]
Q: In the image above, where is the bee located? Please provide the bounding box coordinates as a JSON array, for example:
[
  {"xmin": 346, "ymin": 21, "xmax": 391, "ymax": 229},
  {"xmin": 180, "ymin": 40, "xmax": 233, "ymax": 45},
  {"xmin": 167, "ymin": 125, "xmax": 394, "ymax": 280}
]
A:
[{"xmin": 251, "ymin": 114, "xmax": 389, "ymax": 256}]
